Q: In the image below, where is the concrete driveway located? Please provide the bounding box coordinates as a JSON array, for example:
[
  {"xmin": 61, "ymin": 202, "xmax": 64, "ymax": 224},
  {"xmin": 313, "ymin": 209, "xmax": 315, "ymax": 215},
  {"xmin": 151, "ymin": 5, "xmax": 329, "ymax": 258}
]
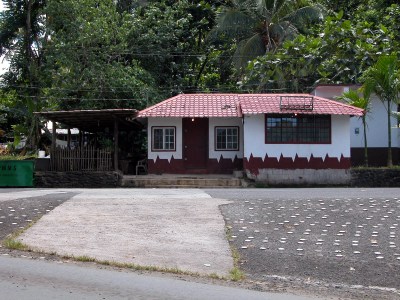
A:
[{"xmin": 17, "ymin": 189, "xmax": 233, "ymax": 276}]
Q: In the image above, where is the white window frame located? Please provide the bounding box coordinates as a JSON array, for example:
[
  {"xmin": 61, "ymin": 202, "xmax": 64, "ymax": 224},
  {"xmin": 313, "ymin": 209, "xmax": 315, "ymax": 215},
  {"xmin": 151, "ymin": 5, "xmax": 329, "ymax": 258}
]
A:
[
  {"xmin": 215, "ymin": 126, "xmax": 239, "ymax": 151},
  {"xmin": 151, "ymin": 126, "xmax": 176, "ymax": 151}
]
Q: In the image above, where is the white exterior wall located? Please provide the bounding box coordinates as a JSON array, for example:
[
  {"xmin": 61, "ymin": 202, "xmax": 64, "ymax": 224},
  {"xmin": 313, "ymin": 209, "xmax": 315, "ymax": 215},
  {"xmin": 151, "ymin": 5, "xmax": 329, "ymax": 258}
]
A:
[
  {"xmin": 208, "ymin": 117, "xmax": 243, "ymax": 160},
  {"xmin": 313, "ymin": 85, "xmax": 400, "ymax": 149},
  {"xmin": 350, "ymin": 96, "xmax": 399, "ymax": 148},
  {"xmin": 148, "ymin": 117, "xmax": 244, "ymax": 162},
  {"xmin": 312, "ymin": 85, "xmax": 358, "ymax": 100},
  {"xmin": 243, "ymin": 114, "xmax": 350, "ymax": 160},
  {"xmin": 147, "ymin": 117, "xmax": 182, "ymax": 161}
]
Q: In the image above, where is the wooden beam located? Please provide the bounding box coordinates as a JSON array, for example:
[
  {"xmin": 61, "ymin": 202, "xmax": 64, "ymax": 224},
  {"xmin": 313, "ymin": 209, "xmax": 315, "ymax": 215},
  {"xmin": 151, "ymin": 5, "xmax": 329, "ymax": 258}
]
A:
[
  {"xmin": 114, "ymin": 118, "xmax": 119, "ymax": 171},
  {"xmin": 113, "ymin": 115, "xmax": 137, "ymax": 129},
  {"xmin": 51, "ymin": 120, "xmax": 57, "ymax": 154}
]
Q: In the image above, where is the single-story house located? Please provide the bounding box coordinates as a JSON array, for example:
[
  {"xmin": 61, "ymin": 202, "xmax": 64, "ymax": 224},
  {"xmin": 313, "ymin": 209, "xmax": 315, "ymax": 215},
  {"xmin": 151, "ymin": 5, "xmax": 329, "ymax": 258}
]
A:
[
  {"xmin": 138, "ymin": 94, "xmax": 364, "ymax": 185},
  {"xmin": 312, "ymin": 85, "xmax": 400, "ymax": 166}
]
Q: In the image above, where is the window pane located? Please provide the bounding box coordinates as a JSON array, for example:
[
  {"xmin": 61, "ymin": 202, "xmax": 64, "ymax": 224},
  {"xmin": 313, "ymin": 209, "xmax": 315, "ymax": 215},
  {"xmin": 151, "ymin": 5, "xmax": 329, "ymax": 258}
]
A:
[
  {"xmin": 153, "ymin": 127, "xmax": 175, "ymax": 150},
  {"xmin": 153, "ymin": 129, "xmax": 163, "ymax": 150},
  {"xmin": 215, "ymin": 127, "xmax": 239, "ymax": 150},
  {"xmin": 266, "ymin": 114, "xmax": 330, "ymax": 144},
  {"xmin": 216, "ymin": 128, "xmax": 225, "ymax": 150}
]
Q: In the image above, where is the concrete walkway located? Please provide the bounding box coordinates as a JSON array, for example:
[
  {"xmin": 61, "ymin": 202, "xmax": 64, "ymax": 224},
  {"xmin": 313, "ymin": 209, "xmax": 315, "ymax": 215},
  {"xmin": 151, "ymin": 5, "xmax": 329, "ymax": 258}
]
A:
[{"xmin": 17, "ymin": 189, "xmax": 233, "ymax": 276}]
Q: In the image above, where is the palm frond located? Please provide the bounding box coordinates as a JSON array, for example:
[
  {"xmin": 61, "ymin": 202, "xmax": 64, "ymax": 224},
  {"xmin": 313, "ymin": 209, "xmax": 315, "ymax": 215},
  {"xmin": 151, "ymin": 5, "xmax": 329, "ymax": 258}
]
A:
[
  {"xmin": 209, "ymin": 7, "xmax": 256, "ymax": 42},
  {"xmin": 272, "ymin": 0, "xmax": 296, "ymax": 21},
  {"xmin": 269, "ymin": 21, "xmax": 298, "ymax": 47},
  {"xmin": 233, "ymin": 33, "xmax": 265, "ymax": 70},
  {"xmin": 281, "ymin": 5, "xmax": 324, "ymax": 32},
  {"xmin": 337, "ymin": 89, "xmax": 370, "ymax": 112},
  {"xmin": 362, "ymin": 55, "xmax": 400, "ymax": 103},
  {"xmin": 254, "ymin": 0, "xmax": 276, "ymax": 15},
  {"xmin": 237, "ymin": 0, "xmax": 260, "ymax": 17}
]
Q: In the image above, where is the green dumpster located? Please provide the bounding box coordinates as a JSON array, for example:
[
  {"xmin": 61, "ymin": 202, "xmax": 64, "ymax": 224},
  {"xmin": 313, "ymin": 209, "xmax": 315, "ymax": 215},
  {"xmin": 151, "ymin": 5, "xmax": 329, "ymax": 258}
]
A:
[{"xmin": 0, "ymin": 160, "xmax": 34, "ymax": 187}]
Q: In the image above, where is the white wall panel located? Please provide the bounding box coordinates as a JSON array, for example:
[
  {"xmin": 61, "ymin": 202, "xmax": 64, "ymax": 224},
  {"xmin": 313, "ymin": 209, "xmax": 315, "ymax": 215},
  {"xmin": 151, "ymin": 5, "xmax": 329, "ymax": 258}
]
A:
[
  {"xmin": 208, "ymin": 117, "xmax": 243, "ymax": 160},
  {"xmin": 243, "ymin": 114, "xmax": 350, "ymax": 160},
  {"xmin": 148, "ymin": 117, "xmax": 182, "ymax": 161},
  {"xmin": 350, "ymin": 96, "xmax": 399, "ymax": 148},
  {"xmin": 313, "ymin": 85, "xmax": 399, "ymax": 149}
]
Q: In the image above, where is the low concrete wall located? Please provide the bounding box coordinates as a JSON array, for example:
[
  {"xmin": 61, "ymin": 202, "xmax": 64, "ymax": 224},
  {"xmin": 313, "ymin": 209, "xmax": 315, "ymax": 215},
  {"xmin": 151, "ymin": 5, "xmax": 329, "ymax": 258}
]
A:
[
  {"xmin": 246, "ymin": 169, "xmax": 350, "ymax": 186},
  {"xmin": 35, "ymin": 171, "xmax": 122, "ymax": 188},
  {"xmin": 350, "ymin": 168, "xmax": 400, "ymax": 187}
]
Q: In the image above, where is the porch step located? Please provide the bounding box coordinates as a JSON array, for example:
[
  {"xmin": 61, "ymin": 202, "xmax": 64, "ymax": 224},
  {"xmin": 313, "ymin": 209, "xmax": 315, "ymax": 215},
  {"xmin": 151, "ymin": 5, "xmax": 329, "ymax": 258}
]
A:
[{"xmin": 121, "ymin": 175, "xmax": 242, "ymax": 188}]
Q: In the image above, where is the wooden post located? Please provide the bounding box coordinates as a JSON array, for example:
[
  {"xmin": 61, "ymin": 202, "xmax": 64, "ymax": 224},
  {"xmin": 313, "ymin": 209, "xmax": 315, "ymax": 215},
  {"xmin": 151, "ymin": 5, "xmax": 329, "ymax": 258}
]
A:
[
  {"xmin": 78, "ymin": 130, "xmax": 82, "ymax": 148},
  {"xmin": 114, "ymin": 118, "xmax": 119, "ymax": 171},
  {"xmin": 67, "ymin": 127, "xmax": 71, "ymax": 149},
  {"xmin": 51, "ymin": 120, "xmax": 57, "ymax": 154}
]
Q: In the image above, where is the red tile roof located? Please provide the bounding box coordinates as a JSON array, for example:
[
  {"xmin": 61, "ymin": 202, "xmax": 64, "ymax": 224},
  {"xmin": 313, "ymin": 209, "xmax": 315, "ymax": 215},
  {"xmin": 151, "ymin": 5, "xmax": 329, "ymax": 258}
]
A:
[
  {"xmin": 239, "ymin": 94, "xmax": 364, "ymax": 116},
  {"xmin": 139, "ymin": 94, "xmax": 364, "ymax": 118},
  {"xmin": 139, "ymin": 94, "xmax": 240, "ymax": 118}
]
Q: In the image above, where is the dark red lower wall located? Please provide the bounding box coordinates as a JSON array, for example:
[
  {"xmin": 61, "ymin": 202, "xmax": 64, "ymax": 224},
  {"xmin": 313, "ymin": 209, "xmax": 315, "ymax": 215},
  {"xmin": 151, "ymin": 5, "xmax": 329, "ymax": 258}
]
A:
[
  {"xmin": 148, "ymin": 156, "xmax": 243, "ymax": 174},
  {"xmin": 351, "ymin": 147, "xmax": 399, "ymax": 167},
  {"xmin": 148, "ymin": 153, "xmax": 353, "ymax": 175},
  {"xmin": 244, "ymin": 154, "xmax": 351, "ymax": 175}
]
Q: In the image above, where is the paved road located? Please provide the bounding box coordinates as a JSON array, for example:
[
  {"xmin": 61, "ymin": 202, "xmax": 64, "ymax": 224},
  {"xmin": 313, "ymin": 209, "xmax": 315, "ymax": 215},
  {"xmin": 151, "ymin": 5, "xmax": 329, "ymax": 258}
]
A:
[
  {"xmin": 206, "ymin": 188, "xmax": 400, "ymax": 297},
  {"xmin": 1, "ymin": 187, "xmax": 400, "ymax": 299},
  {"xmin": 0, "ymin": 255, "xmax": 316, "ymax": 300}
]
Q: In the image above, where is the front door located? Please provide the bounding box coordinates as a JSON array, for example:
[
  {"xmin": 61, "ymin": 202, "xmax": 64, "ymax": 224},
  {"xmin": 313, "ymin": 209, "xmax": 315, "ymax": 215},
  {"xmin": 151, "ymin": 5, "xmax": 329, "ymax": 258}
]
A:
[{"xmin": 183, "ymin": 118, "xmax": 208, "ymax": 170}]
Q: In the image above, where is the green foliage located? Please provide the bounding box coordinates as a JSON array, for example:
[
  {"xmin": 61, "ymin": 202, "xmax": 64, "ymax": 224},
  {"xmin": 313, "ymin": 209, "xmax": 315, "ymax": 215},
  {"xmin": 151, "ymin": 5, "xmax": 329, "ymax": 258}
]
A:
[
  {"xmin": 75, "ymin": 255, "xmax": 96, "ymax": 262},
  {"xmin": 3, "ymin": 238, "xmax": 28, "ymax": 250},
  {"xmin": 229, "ymin": 267, "xmax": 245, "ymax": 281},
  {"xmin": 319, "ymin": 0, "xmax": 364, "ymax": 17},
  {"xmin": 43, "ymin": 0, "xmax": 160, "ymax": 110},
  {"xmin": 0, "ymin": 0, "xmax": 48, "ymax": 153},
  {"xmin": 362, "ymin": 55, "xmax": 400, "ymax": 107},
  {"xmin": 242, "ymin": 33, "xmax": 323, "ymax": 92},
  {"xmin": 128, "ymin": 0, "xmax": 220, "ymax": 95},
  {"xmin": 242, "ymin": 7, "xmax": 399, "ymax": 92},
  {"xmin": 338, "ymin": 89, "xmax": 371, "ymax": 113},
  {"xmin": 337, "ymin": 88, "xmax": 370, "ymax": 166},
  {"xmin": 0, "ymin": 90, "xmax": 18, "ymax": 131},
  {"xmin": 1, "ymin": 0, "xmax": 400, "ymax": 149},
  {"xmin": 361, "ymin": 55, "xmax": 400, "ymax": 166},
  {"xmin": 210, "ymin": 0, "xmax": 324, "ymax": 70}
]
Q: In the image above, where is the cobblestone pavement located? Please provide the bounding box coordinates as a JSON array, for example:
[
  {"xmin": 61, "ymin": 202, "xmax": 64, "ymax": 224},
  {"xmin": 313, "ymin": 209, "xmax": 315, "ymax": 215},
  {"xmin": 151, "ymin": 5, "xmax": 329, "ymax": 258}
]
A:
[
  {"xmin": 0, "ymin": 189, "xmax": 78, "ymax": 241},
  {"xmin": 206, "ymin": 188, "xmax": 400, "ymax": 296}
]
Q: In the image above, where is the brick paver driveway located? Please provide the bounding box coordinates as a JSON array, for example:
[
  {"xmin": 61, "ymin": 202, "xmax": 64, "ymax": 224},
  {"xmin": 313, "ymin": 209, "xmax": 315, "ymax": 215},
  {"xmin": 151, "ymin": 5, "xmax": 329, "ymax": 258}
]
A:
[
  {"xmin": 0, "ymin": 189, "xmax": 77, "ymax": 241},
  {"xmin": 207, "ymin": 188, "xmax": 400, "ymax": 292}
]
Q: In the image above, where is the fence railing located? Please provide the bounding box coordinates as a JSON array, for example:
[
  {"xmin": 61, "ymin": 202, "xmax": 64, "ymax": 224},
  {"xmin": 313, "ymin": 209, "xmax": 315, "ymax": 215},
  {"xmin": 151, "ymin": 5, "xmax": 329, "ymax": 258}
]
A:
[{"xmin": 50, "ymin": 146, "xmax": 112, "ymax": 171}]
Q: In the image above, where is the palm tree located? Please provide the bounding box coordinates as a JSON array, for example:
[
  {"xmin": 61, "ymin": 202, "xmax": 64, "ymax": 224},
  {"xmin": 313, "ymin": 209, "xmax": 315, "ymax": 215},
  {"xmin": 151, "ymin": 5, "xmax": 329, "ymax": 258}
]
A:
[
  {"xmin": 209, "ymin": 0, "xmax": 324, "ymax": 69},
  {"xmin": 362, "ymin": 55, "xmax": 400, "ymax": 167},
  {"xmin": 337, "ymin": 88, "xmax": 370, "ymax": 166}
]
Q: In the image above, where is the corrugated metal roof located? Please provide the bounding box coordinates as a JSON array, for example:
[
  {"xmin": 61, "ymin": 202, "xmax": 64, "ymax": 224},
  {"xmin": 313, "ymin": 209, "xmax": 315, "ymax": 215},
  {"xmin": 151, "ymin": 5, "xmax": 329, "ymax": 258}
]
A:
[
  {"xmin": 35, "ymin": 109, "xmax": 140, "ymax": 132},
  {"xmin": 139, "ymin": 94, "xmax": 364, "ymax": 118}
]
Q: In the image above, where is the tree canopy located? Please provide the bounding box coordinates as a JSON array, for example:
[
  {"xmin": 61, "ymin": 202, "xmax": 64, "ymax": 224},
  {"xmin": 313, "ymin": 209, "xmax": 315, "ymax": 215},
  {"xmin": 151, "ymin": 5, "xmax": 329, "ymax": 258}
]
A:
[
  {"xmin": 209, "ymin": 0, "xmax": 324, "ymax": 70},
  {"xmin": 0, "ymin": 0, "xmax": 399, "ymax": 152}
]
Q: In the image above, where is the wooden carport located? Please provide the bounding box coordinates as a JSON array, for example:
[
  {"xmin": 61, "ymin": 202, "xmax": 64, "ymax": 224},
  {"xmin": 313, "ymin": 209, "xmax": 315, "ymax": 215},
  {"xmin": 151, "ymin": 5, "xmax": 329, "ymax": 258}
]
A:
[{"xmin": 34, "ymin": 109, "xmax": 140, "ymax": 172}]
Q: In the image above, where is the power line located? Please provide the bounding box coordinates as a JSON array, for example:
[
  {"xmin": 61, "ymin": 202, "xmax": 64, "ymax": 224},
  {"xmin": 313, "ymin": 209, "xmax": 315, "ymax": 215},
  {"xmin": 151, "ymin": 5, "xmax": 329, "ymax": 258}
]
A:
[
  {"xmin": 12, "ymin": 85, "xmax": 315, "ymax": 102},
  {"xmin": 5, "ymin": 79, "xmax": 316, "ymax": 94}
]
